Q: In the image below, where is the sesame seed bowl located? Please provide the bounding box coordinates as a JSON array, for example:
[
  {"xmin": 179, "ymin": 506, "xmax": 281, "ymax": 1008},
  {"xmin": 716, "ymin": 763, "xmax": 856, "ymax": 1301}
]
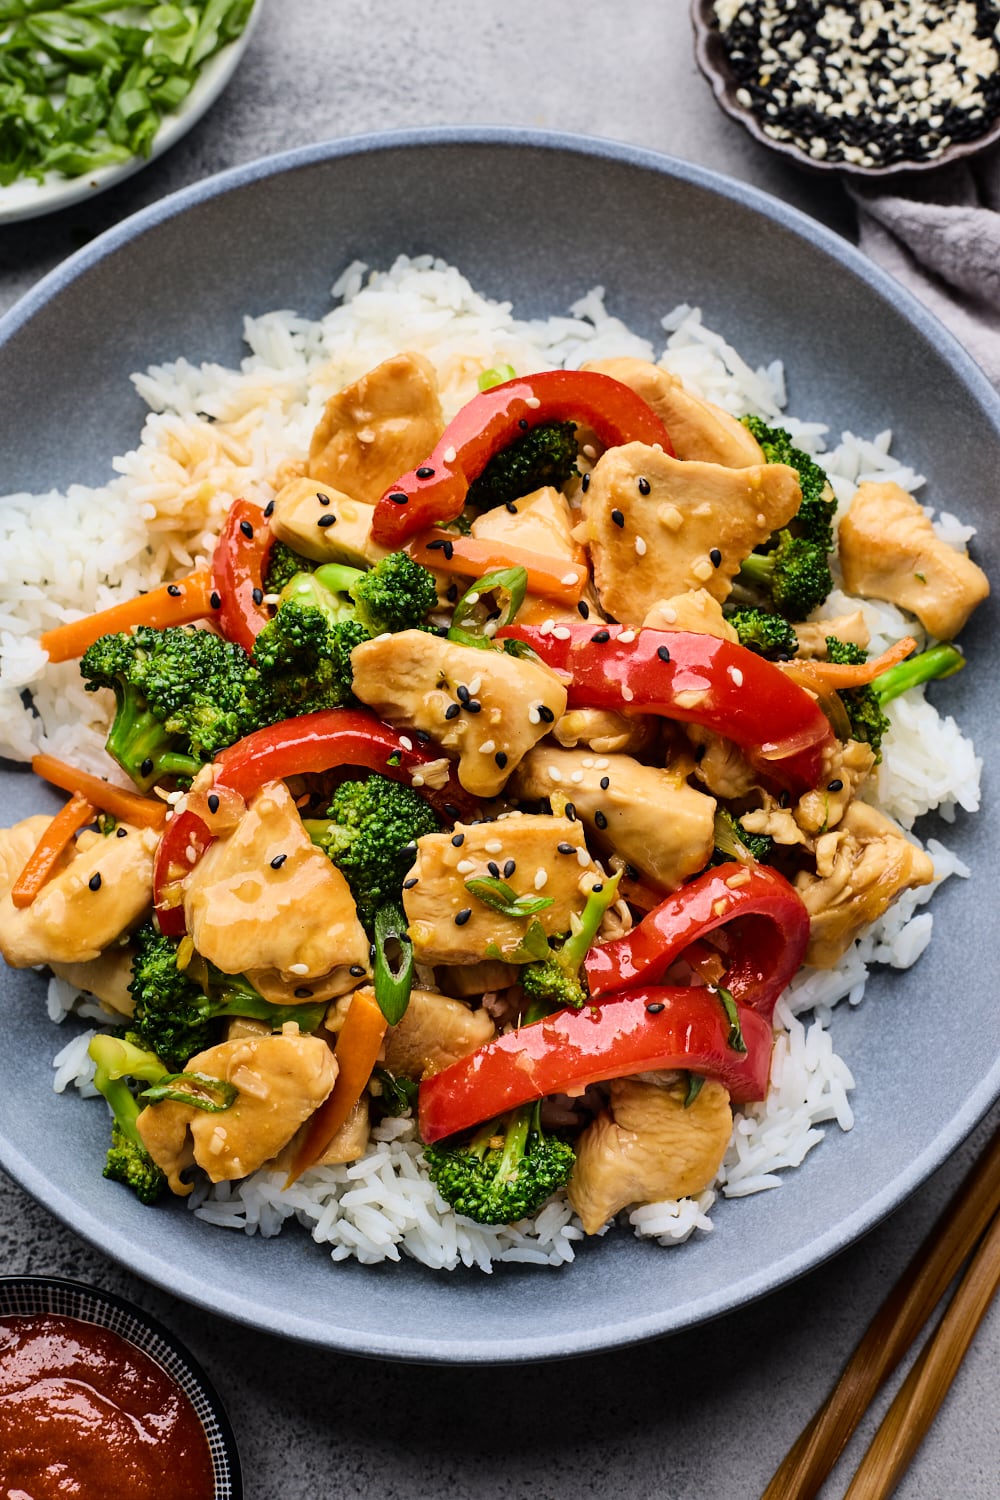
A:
[{"xmin": 692, "ymin": 0, "xmax": 1000, "ymax": 177}]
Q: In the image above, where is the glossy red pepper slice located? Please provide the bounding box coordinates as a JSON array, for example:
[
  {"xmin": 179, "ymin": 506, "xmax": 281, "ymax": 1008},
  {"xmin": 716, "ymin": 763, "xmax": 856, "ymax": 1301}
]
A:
[
  {"xmin": 210, "ymin": 499, "xmax": 274, "ymax": 653},
  {"xmin": 585, "ymin": 862, "xmax": 809, "ymax": 1020},
  {"xmin": 152, "ymin": 708, "xmax": 478, "ymax": 935},
  {"xmin": 371, "ymin": 369, "xmax": 674, "ymax": 548},
  {"xmin": 500, "ymin": 622, "xmax": 833, "ymax": 794},
  {"xmin": 418, "ymin": 985, "xmax": 773, "ymax": 1141}
]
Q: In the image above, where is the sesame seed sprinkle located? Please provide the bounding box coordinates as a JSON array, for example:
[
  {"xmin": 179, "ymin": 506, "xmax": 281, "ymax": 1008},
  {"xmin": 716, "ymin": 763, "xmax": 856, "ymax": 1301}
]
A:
[
  {"xmin": 537, "ymin": 704, "xmax": 555, "ymax": 723},
  {"xmin": 240, "ymin": 519, "xmax": 254, "ymax": 539},
  {"xmin": 443, "ymin": 446, "xmax": 457, "ymax": 463},
  {"xmin": 480, "ymin": 739, "xmax": 496, "ymax": 754},
  {"xmin": 635, "ymin": 536, "xmax": 647, "ymax": 556},
  {"xmin": 610, "ymin": 509, "xmax": 625, "ymax": 529},
  {"xmin": 534, "ymin": 869, "xmax": 548, "ymax": 890},
  {"xmin": 485, "ymin": 840, "xmax": 503, "ymax": 855},
  {"xmin": 577, "ymin": 600, "xmax": 590, "ymax": 619},
  {"xmin": 167, "ymin": 584, "xmax": 182, "ymax": 597},
  {"xmin": 445, "ymin": 702, "xmax": 461, "ymax": 720},
  {"xmin": 600, "ymin": 775, "xmax": 610, "ymax": 790},
  {"xmin": 503, "ymin": 859, "xmax": 517, "ymax": 878},
  {"xmin": 289, "ymin": 963, "xmax": 309, "ymax": 976},
  {"xmin": 270, "ymin": 853, "xmax": 287, "ymax": 869},
  {"xmin": 402, "ymin": 878, "xmax": 418, "ymax": 890},
  {"xmin": 637, "ymin": 476, "xmax": 651, "ymax": 495},
  {"xmin": 88, "ymin": 872, "xmax": 102, "ymax": 891},
  {"xmin": 454, "ymin": 907, "xmax": 473, "ymax": 926},
  {"xmin": 495, "ymin": 751, "xmax": 509, "ymax": 768},
  {"xmin": 317, "ymin": 514, "xmax": 336, "ymax": 528},
  {"xmin": 594, "ymin": 809, "xmax": 608, "ymax": 829}
]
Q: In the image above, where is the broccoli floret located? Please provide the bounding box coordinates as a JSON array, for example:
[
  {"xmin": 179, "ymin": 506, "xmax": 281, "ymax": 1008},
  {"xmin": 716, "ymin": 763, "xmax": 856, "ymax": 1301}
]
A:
[
  {"xmin": 825, "ymin": 637, "xmax": 965, "ymax": 761},
  {"xmin": 466, "ymin": 420, "xmax": 579, "ymax": 512},
  {"xmin": 305, "ymin": 772, "xmax": 440, "ymax": 931},
  {"xmin": 423, "ymin": 1100, "xmax": 575, "ymax": 1225},
  {"xmin": 711, "ymin": 808, "xmax": 774, "ymax": 866},
  {"xmin": 350, "ymin": 552, "xmax": 439, "ymax": 634},
  {"xmin": 80, "ymin": 625, "xmax": 258, "ymax": 792},
  {"xmin": 128, "ymin": 922, "xmax": 328, "ymax": 1071},
  {"xmin": 737, "ymin": 417, "xmax": 837, "ymax": 620},
  {"xmin": 89, "ymin": 1032, "xmax": 168, "ymax": 1205},
  {"xmin": 725, "ymin": 608, "xmax": 798, "ymax": 660},
  {"xmin": 520, "ymin": 872, "xmax": 622, "ymax": 1010},
  {"xmin": 262, "ymin": 539, "xmax": 315, "ymax": 594}
]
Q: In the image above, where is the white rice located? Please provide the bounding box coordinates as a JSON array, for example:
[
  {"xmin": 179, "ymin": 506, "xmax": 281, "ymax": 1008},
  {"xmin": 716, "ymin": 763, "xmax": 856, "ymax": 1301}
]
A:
[{"xmin": 4, "ymin": 255, "xmax": 980, "ymax": 1270}]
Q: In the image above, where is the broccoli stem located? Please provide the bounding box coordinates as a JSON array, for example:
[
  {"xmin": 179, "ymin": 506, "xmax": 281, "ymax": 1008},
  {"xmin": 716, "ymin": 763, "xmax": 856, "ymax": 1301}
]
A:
[{"xmin": 873, "ymin": 642, "xmax": 964, "ymax": 706}]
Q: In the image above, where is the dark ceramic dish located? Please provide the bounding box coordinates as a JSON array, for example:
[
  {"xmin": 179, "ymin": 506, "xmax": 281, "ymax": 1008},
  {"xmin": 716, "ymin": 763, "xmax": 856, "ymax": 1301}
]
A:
[
  {"xmin": 0, "ymin": 128, "xmax": 997, "ymax": 1362},
  {"xmin": 691, "ymin": 0, "xmax": 1000, "ymax": 177},
  {"xmin": 0, "ymin": 1276, "xmax": 241, "ymax": 1495}
]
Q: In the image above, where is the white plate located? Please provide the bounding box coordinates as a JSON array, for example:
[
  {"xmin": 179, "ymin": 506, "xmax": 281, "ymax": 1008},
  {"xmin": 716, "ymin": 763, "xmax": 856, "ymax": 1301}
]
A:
[{"xmin": 0, "ymin": 1, "xmax": 261, "ymax": 225}]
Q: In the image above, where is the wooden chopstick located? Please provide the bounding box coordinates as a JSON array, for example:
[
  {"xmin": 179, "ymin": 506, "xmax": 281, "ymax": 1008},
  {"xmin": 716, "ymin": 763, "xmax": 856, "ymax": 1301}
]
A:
[
  {"xmin": 842, "ymin": 1202, "xmax": 1000, "ymax": 1499},
  {"xmin": 761, "ymin": 1118, "xmax": 1000, "ymax": 1500}
]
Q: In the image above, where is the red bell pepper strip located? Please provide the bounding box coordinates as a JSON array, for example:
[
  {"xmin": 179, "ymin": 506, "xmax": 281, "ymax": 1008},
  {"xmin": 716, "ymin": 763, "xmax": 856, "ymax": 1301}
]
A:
[
  {"xmin": 210, "ymin": 499, "xmax": 274, "ymax": 653},
  {"xmin": 500, "ymin": 622, "xmax": 834, "ymax": 794},
  {"xmin": 585, "ymin": 862, "xmax": 810, "ymax": 1020},
  {"xmin": 419, "ymin": 985, "xmax": 773, "ymax": 1141},
  {"xmin": 371, "ymin": 369, "xmax": 674, "ymax": 548},
  {"xmin": 152, "ymin": 707, "xmax": 478, "ymax": 935}
]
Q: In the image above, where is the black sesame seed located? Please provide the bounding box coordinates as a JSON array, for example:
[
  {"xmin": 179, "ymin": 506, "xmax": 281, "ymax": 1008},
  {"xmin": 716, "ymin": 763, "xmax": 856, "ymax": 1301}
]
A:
[
  {"xmin": 625, "ymin": 863, "xmax": 639, "ymax": 880},
  {"xmin": 295, "ymin": 987, "xmax": 313, "ymax": 998},
  {"xmin": 466, "ymin": 699, "xmax": 481, "ymax": 714},
  {"xmin": 657, "ymin": 644, "xmax": 671, "ymax": 663},
  {"xmin": 610, "ymin": 509, "xmax": 625, "ymax": 529},
  {"xmin": 88, "ymin": 872, "xmax": 102, "ymax": 892},
  {"xmin": 427, "ymin": 539, "xmax": 446, "ymax": 551},
  {"xmin": 827, "ymin": 778, "xmax": 844, "ymax": 792},
  {"xmin": 444, "ymin": 803, "xmax": 460, "ymax": 821},
  {"xmin": 564, "ymin": 802, "xmax": 577, "ymax": 822},
  {"xmin": 637, "ymin": 477, "xmax": 651, "ymax": 496},
  {"xmin": 317, "ymin": 514, "xmax": 336, "ymax": 528},
  {"xmin": 240, "ymin": 519, "xmax": 254, "ymax": 539},
  {"xmin": 600, "ymin": 775, "xmax": 610, "ymax": 790},
  {"xmin": 388, "ymin": 492, "xmax": 409, "ymax": 505},
  {"xmin": 270, "ymin": 854, "xmax": 287, "ymax": 869},
  {"xmin": 537, "ymin": 704, "xmax": 555, "ymax": 723},
  {"xmin": 451, "ymin": 832, "xmax": 465, "ymax": 847},
  {"xmin": 646, "ymin": 1002, "xmax": 665, "ymax": 1015},
  {"xmin": 116, "ymin": 827, "xmax": 128, "ymax": 838},
  {"xmin": 594, "ymin": 809, "xmax": 608, "ymax": 830},
  {"xmin": 454, "ymin": 907, "xmax": 473, "ymax": 926},
  {"xmin": 591, "ymin": 883, "xmax": 603, "ymax": 894},
  {"xmin": 252, "ymin": 587, "xmax": 264, "ymax": 605},
  {"xmin": 457, "ymin": 684, "xmax": 471, "ymax": 705},
  {"xmin": 317, "ymin": 491, "xmax": 331, "ymax": 505},
  {"xmin": 166, "ymin": 584, "xmax": 182, "ymax": 598},
  {"xmin": 710, "ymin": 547, "xmax": 722, "ymax": 568},
  {"xmin": 557, "ymin": 842, "xmax": 575, "ymax": 855},
  {"xmin": 414, "ymin": 729, "xmax": 431, "ymax": 744},
  {"xmin": 591, "ymin": 629, "xmax": 611, "ymax": 644},
  {"xmin": 577, "ymin": 600, "xmax": 590, "ymax": 619},
  {"xmin": 581, "ymin": 473, "xmax": 591, "ymax": 493},
  {"xmin": 207, "ymin": 793, "xmax": 220, "ymax": 813},
  {"xmin": 505, "ymin": 501, "xmax": 518, "ymax": 514},
  {"xmin": 487, "ymin": 861, "xmax": 500, "ymax": 877},
  {"xmin": 402, "ymin": 877, "xmax": 419, "ymax": 890},
  {"xmin": 494, "ymin": 751, "xmax": 508, "ymax": 768},
  {"xmin": 503, "ymin": 859, "xmax": 516, "ymax": 878},
  {"xmin": 518, "ymin": 418, "xmax": 529, "ymax": 431},
  {"xmin": 445, "ymin": 702, "xmax": 461, "ymax": 720},
  {"xmin": 264, "ymin": 499, "xmax": 275, "ymax": 518},
  {"xmin": 445, "ymin": 583, "xmax": 459, "ymax": 602},
  {"xmin": 442, "ymin": 540, "xmax": 454, "ymax": 561},
  {"xmin": 416, "ymin": 466, "xmax": 435, "ymax": 479},
  {"xmin": 349, "ymin": 964, "xmax": 366, "ymax": 977},
  {"xmin": 210, "ymin": 590, "xmax": 222, "ymax": 610},
  {"xmin": 139, "ymin": 758, "xmax": 153, "ymax": 777}
]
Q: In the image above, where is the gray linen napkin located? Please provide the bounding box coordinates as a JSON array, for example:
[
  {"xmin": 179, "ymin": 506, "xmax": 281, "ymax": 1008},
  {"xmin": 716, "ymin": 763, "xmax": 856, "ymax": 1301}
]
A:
[{"xmin": 847, "ymin": 142, "xmax": 1000, "ymax": 391}]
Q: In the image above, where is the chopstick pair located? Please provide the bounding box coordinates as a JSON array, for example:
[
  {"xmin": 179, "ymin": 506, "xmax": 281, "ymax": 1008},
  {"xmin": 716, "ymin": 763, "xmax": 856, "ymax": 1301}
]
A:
[{"xmin": 762, "ymin": 1117, "xmax": 1000, "ymax": 1500}]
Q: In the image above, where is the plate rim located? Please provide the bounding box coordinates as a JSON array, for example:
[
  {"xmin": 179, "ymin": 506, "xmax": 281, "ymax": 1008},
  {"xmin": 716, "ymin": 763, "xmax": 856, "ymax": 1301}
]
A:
[{"xmin": 1, "ymin": 126, "xmax": 999, "ymax": 1362}]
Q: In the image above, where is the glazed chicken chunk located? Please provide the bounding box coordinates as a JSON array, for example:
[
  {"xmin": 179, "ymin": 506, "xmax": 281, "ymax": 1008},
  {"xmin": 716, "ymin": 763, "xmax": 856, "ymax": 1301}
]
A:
[
  {"xmin": 511, "ymin": 747, "xmax": 716, "ymax": 893},
  {"xmin": 402, "ymin": 815, "xmax": 603, "ymax": 965},
  {"xmin": 308, "ymin": 351, "xmax": 444, "ymax": 505},
  {"xmin": 583, "ymin": 356, "xmax": 766, "ymax": 467},
  {"xmin": 568, "ymin": 1076, "xmax": 733, "ymax": 1235},
  {"xmin": 0, "ymin": 815, "xmax": 158, "ymax": 969},
  {"xmin": 268, "ymin": 476, "xmax": 388, "ymax": 568},
  {"xmin": 578, "ymin": 441, "xmax": 801, "ymax": 622},
  {"xmin": 380, "ymin": 988, "xmax": 496, "ymax": 1079},
  {"xmin": 839, "ymin": 480, "xmax": 989, "ymax": 640},
  {"xmin": 349, "ymin": 630, "xmax": 568, "ymax": 797},
  {"xmin": 137, "ymin": 1032, "xmax": 337, "ymax": 1195}
]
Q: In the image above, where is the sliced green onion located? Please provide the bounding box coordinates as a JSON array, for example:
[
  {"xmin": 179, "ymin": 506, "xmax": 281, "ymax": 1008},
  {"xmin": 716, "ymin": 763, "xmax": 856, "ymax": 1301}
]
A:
[
  {"xmin": 683, "ymin": 1073, "xmax": 705, "ymax": 1109},
  {"xmin": 477, "ymin": 363, "xmax": 516, "ymax": 392},
  {"xmin": 716, "ymin": 987, "xmax": 747, "ymax": 1054},
  {"xmin": 373, "ymin": 902, "xmax": 414, "ymax": 1025},
  {"xmin": 465, "ymin": 874, "xmax": 554, "ymax": 919},
  {"xmin": 448, "ymin": 565, "xmax": 527, "ymax": 649},
  {"xmin": 139, "ymin": 1070, "xmax": 237, "ymax": 1111}
]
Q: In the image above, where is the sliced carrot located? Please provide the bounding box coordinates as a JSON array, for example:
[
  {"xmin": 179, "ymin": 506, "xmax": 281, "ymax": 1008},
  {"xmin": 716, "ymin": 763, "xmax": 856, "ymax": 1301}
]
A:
[
  {"xmin": 407, "ymin": 530, "xmax": 588, "ymax": 604},
  {"xmin": 286, "ymin": 986, "xmax": 387, "ymax": 1186},
  {"xmin": 779, "ymin": 636, "xmax": 917, "ymax": 696},
  {"xmin": 39, "ymin": 569, "xmax": 214, "ymax": 664},
  {"xmin": 31, "ymin": 754, "xmax": 167, "ymax": 830},
  {"xmin": 10, "ymin": 792, "xmax": 96, "ymax": 908}
]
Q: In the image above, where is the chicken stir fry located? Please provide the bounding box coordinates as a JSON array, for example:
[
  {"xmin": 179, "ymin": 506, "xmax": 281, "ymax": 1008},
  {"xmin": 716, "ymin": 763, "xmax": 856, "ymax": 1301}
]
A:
[{"xmin": 5, "ymin": 346, "xmax": 987, "ymax": 1243}]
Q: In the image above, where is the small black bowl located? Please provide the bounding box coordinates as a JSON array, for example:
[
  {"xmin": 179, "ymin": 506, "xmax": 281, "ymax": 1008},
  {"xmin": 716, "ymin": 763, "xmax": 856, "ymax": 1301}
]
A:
[
  {"xmin": 691, "ymin": 0, "xmax": 1000, "ymax": 177},
  {"xmin": 0, "ymin": 1276, "xmax": 242, "ymax": 1499}
]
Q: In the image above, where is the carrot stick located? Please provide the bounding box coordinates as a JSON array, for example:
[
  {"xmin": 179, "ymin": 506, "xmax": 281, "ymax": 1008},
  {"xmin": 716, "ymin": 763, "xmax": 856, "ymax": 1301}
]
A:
[
  {"xmin": 39, "ymin": 569, "xmax": 214, "ymax": 664},
  {"xmin": 31, "ymin": 754, "xmax": 167, "ymax": 830},
  {"xmin": 286, "ymin": 986, "xmax": 387, "ymax": 1185},
  {"xmin": 10, "ymin": 792, "xmax": 96, "ymax": 908},
  {"xmin": 407, "ymin": 530, "xmax": 588, "ymax": 603},
  {"xmin": 779, "ymin": 636, "xmax": 916, "ymax": 696}
]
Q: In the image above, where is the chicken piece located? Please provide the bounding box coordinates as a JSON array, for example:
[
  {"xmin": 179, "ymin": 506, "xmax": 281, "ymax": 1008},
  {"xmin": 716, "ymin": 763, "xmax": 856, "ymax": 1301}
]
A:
[
  {"xmin": 794, "ymin": 611, "xmax": 870, "ymax": 657},
  {"xmin": 435, "ymin": 958, "xmax": 517, "ymax": 999},
  {"xmin": 268, "ymin": 477, "xmax": 388, "ymax": 567},
  {"xmin": 50, "ymin": 949, "xmax": 136, "ymax": 1017},
  {"xmin": 0, "ymin": 816, "xmax": 158, "ymax": 969},
  {"xmin": 579, "ymin": 442, "xmax": 801, "ymax": 623},
  {"xmin": 511, "ymin": 747, "xmax": 716, "ymax": 893},
  {"xmin": 315, "ymin": 1096, "xmax": 371, "ymax": 1165},
  {"xmin": 470, "ymin": 485, "xmax": 580, "ymax": 557},
  {"xmin": 687, "ymin": 728, "xmax": 759, "ymax": 801},
  {"xmin": 567, "ymin": 1076, "xmax": 733, "ymax": 1234},
  {"xmin": 794, "ymin": 801, "xmax": 935, "ymax": 968},
  {"xmin": 583, "ymin": 357, "xmax": 765, "ymax": 467},
  {"xmin": 375, "ymin": 987, "xmax": 496, "ymax": 1079},
  {"xmin": 349, "ymin": 630, "xmax": 567, "ymax": 797},
  {"xmin": 794, "ymin": 738, "xmax": 876, "ymax": 836},
  {"xmin": 183, "ymin": 780, "xmax": 369, "ymax": 985},
  {"xmin": 308, "ymin": 352, "xmax": 444, "ymax": 506},
  {"xmin": 403, "ymin": 814, "xmax": 603, "ymax": 965},
  {"xmin": 839, "ymin": 481, "xmax": 989, "ymax": 639},
  {"xmin": 741, "ymin": 795, "xmax": 811, "ymax": 849},
  {"xmin": 137, "ymin": 1032, "xmax": 337, "ymax": 1194},
  {"xmin": 643, "ymin": 588, "xmax": 739, "ymax": 642},
  {"xmin": 552, "ymin": 707, "xmax": 657, "ymax": 756}
]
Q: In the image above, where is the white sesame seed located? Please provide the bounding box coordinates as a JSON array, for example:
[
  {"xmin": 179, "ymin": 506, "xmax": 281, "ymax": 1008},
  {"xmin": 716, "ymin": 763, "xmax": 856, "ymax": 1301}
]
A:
[
  {"xmin": 560, "ymin": 571, "xmax": 579, "ymax": 585},
  {"xmin": 288, "ymin": 963, "xmax": 309, "ymax": 976},
  {"xmin": 443, "ymin": 445, "xmax": 457, "ymax": 463},
  {"xmin": 582, "ymin": 444, "xmax": 596, "ymax": 459},
  {"xmin": 730, "ymin": 667, "xmax": 744, "ymax": 686},
  {"xmin": 577, "ymin": 847, "xmax": 591, "ymax": 868},
  {"xmin": 548, "ymin": 766, "xmax": 563, "ymax": 783},
  {"xmin": 263, "ymin": 593, "xmax": 281, "ymax": 606},
  {"xmin": 534, "ymin": 869, "xmax": 548, "ymax": 890},
  {"xmin": 618, "ymin": 629, "xmax": 636, "ymax": 643},
  {"xmin": 525, "ymin": 395, "xmax": 541, "ymax": 409},
  {"xmin": 634, "ymin": 536, "xmax": 647, "ymax": 557},
  {"xmin": 621, "ymin": 685, "xmax": 634, "ymax": 701},
  {"xmin": 456, "ymin": 859, "xmax": 475, "ymax": 874},
  {"xmin": 581, "ymin": 756, "xmax": 594, "ymax": 768},
  {"xmin": 479, "ymin": 739, "xmax": 496, "ymax": 754},
  {"xmin": 528, "ymin": 706, "xmax": 541, "ymax": 724},
  {"xmin": 468, "ymin": 675, "xmax": 482, "ymax": 695},
  {"xmin": 483, "ymin": 620, "xmax": 498, "ymax": 637},
  {"xmin": 593, "ymin": 757, "xmax": 609, "ymax": 770},
  {"xmin": 484, "ymin": 839, "xmax": 503, "ymax": 854},
  {"xmin": 399, "ymin": 736, "xmax": 413, "ymax": 751},
  {"xmin": 569, "ymin": 770, "xmax": 584, "ymax": 784},
  {"xmin": 552, "ymin": 626, "xmax": 571, "ymax": 640},
  {"xmin": 411, "ymin": 774, "xmax": 425, "ymax": 787}
]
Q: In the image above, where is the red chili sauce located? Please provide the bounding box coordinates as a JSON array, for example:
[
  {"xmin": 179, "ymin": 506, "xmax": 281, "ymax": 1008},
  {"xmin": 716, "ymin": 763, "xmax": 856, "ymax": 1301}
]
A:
[{"xmin": 0, "ymin": 1313, "xmax": 215, "ymax": 1500}]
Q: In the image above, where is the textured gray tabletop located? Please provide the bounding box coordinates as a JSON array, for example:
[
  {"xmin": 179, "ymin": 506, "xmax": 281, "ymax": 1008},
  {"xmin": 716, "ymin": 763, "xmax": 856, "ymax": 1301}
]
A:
[{"xmin": 2, "ymin": 3, "xmax": 998, "ymax": 1496}]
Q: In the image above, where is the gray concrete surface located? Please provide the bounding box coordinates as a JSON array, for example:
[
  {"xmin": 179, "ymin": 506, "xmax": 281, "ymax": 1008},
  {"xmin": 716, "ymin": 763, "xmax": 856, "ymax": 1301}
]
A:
[{"xmin": 2, "ymin": 3, "xmax": 998, "ymax": 1496}]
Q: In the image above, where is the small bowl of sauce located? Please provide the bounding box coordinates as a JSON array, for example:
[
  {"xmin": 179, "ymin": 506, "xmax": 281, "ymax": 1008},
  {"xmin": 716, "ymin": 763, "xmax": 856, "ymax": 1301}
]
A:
[{"xmin": 0, "ymin": 1276, "xmax": 240, "ymax": 1500}]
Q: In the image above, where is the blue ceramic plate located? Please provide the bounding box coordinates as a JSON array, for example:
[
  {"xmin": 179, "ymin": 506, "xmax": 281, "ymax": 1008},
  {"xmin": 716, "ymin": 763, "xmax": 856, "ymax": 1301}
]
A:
[{"xmin": 0, "ymin": 129, "xmax": 997, "ymax": 1361}]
